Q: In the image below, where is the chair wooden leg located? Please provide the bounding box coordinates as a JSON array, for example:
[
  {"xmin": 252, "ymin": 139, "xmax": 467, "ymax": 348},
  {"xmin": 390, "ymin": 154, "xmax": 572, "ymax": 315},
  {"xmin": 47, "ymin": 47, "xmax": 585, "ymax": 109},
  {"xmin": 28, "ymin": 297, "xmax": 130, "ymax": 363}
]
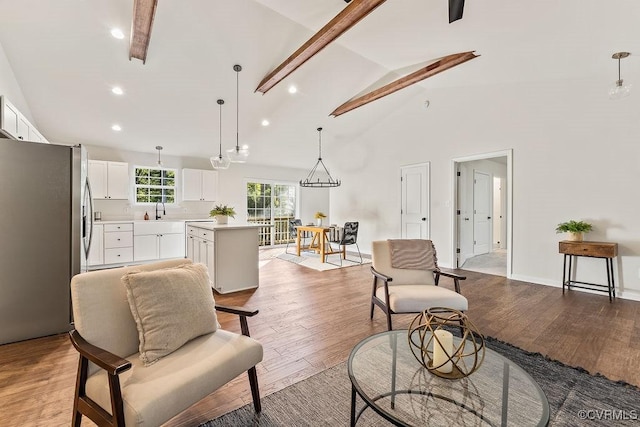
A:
[
  {"xmin": 370, "ymin": 278, "xmax": 377, "ymax": 319},
  {"xmin": 385, "ymin": 307, "xmax": 393, "ymax": 331},
  {"xmin": 248, "ymin": 366, "xmax": 262, "ymax": 413},
  {"xmin": 72, "ymin": 356, "xmax": 88, "ymax": 427}
]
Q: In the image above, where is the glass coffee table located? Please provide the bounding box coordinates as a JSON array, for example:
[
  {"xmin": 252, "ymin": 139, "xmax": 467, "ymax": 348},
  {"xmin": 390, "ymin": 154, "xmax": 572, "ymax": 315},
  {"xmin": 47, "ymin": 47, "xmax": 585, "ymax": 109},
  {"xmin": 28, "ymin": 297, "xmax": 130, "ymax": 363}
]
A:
[{"xmin": 348, "ymin": 331, "xmax": 549, "ymax": 426}]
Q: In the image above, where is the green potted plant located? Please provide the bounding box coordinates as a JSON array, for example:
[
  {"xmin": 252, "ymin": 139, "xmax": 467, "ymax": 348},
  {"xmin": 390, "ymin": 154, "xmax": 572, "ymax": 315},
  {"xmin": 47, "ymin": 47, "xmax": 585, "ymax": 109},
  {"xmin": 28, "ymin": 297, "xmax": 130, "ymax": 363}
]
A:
[
  {"xmin": 555, "ymin": 220, "xmax": 593, "ymax": 242},
  {"xmin": 314, "ymin": 211, "xmax": 327, "ymax": 227},
  {"xmin": 210, "ymin": 204, "xmax": 236, "ymax": 225}
]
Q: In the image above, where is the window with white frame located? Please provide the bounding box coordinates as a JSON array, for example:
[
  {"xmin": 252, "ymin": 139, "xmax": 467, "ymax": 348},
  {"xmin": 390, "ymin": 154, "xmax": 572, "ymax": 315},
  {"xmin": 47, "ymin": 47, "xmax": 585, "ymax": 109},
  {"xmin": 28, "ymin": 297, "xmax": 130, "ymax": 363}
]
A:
[{"xmin": 134, "ymin": 167, "xmax": 176, "ymax": 204}]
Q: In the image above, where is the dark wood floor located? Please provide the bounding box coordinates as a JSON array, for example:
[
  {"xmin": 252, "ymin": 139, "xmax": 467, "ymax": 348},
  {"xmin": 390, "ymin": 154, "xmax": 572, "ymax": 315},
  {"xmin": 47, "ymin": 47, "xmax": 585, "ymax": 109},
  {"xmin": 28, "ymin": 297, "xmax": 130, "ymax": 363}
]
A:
[{"xmin": 1, "ymin": 255, "xmax": 639, "ymax": 426}]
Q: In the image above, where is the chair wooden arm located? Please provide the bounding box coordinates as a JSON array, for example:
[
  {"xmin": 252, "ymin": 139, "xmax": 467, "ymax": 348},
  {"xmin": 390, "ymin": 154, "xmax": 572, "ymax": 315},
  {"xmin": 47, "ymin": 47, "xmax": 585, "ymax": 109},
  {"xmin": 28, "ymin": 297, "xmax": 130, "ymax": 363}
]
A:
[
  {"xmin": 215, "ymin": 304, "xmax": 259, "ymax": 317},
  {"xmin": 69, "ymin": 330, "xmax": 131, "ymax": 375},
  {"xmin": 437, "ymin": 271, "xmax": 466, "ymax": 281},
  {"xmin": 434, "ymin": 270, "xmax": 466, "ymax": 293},
  {"xmin": 215, "ymin": 304, "xmax": 259, "ymax": 337},
  {"xmin": 371, "ymin": 266, "xmax": 393, "ymax": 283}
]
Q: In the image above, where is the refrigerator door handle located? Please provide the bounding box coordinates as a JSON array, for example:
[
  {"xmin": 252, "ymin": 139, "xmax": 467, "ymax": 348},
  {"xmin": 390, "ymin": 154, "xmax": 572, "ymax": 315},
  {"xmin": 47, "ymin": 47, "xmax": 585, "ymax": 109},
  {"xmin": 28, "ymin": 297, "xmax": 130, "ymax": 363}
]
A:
[{"xmin": 84, "ymin": 178, "xmax": 94, "ymax": 258}]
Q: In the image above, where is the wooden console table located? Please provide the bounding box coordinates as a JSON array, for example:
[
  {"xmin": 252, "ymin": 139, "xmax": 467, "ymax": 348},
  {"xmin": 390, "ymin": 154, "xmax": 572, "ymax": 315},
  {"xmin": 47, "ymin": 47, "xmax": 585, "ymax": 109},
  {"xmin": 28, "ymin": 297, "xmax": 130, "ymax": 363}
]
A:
[{"xmin": 559, "ymin": 241, "xmax": 617, "ymax": 302}]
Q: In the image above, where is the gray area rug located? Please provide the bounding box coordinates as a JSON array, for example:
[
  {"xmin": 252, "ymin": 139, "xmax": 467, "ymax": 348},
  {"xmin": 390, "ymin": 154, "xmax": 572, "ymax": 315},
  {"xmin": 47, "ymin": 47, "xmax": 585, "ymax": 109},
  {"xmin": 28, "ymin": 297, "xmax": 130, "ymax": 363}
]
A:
[{"xmin": 200, "ymin": 337, "xmax": 640, "ymax": 426}]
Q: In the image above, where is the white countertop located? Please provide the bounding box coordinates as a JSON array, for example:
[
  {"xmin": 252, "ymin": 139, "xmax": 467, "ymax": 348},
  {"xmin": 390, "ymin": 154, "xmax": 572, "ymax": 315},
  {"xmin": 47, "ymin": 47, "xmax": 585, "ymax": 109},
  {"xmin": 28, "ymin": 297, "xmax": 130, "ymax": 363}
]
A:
[
  {"xmin": 94, "ymin": 218, "xmax": 212, "ymax": 224},
  {"xmin": 187, "ymin": 222, "xmax": 268, "ymax": 231}
]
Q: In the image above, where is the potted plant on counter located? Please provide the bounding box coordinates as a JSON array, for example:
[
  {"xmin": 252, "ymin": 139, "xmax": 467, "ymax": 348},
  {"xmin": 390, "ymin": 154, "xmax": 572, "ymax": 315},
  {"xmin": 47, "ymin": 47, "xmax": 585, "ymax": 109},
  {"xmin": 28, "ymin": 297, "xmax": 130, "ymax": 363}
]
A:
[
  {"xmin": 314, "ymin": 211, "xmax": 327, "ymax": 227},
  {"xmin": 555, "ymin": 220, "xmax": 593, "ymax": 242},
  {"xmin": 210, "ymin": 204, "xmax": 236, "ymax": 225}
]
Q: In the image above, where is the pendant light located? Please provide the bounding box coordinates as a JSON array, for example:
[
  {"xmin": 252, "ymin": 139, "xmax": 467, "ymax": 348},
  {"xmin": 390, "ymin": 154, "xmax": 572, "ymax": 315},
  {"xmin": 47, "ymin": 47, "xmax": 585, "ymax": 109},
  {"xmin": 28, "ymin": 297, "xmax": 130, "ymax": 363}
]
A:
[
  {"xmin": 210, "ymin": 99, "xmax": 231, "ymax": 170},
  {"xmin": 300, "ymin": 127, "xmax": 341, "ymax": 188},
  {"xmin": 609, "ymin": 52, "xmax": 631, "ymax": 100},
  {"xmin": 227, "ymin": 64, "xmax": 250, "ymax": 163},
  {"xmin": 155, "ymin": 145, "xmax": 163, "ymax": 166}
]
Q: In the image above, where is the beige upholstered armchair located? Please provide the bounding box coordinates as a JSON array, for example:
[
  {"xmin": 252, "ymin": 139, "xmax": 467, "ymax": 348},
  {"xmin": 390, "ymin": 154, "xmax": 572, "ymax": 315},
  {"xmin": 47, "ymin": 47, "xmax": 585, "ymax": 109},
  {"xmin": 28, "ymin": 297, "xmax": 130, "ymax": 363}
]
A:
[
  {"xmin": 69, "ymin": 259, "xmax": 262, "ymax": 427},
  {"xmin": 370, "ymin": 240, "xmax": 468, "ymax": 330}
]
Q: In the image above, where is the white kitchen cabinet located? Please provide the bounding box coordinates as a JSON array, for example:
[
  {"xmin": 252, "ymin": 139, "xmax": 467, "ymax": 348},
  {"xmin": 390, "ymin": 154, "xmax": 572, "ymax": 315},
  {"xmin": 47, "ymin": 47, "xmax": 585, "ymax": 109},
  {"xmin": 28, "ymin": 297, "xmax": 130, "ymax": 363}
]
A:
[
  {"xmin": 87, "ymin": 224, "xmax": 104, "ymax": 266},
  {"xmin": 89, "ymin": 160, "xmax": 129, "ymax": 200},
  {"xmin": 186, "ymin": 225, "xmax": 215, "ymax": 284},
  {"xmin": 186, "ymin": 223, "xmax": 260, "ymax": 293},
  {"xmin": 0, "ymin": 96, "xmax": 49, "ymax": 143},
  {"xmin": 134, "ymin": 221, "xmax": 185, "ymax": 262},
  {"xmin": 103, "ymin": 222, "xmax": 134, "ymax": 264},
  {"xmin": 182, "ymin": 168, "xmax": 218, "ymax": 201}
]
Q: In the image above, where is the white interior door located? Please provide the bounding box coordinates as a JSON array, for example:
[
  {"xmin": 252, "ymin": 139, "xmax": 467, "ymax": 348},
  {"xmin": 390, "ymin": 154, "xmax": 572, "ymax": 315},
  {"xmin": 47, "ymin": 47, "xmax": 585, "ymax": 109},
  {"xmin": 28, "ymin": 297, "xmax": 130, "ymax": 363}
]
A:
[
  {"xmin": 492, "ymin": 177, "xmax": 503, "ymax": 249},
  {"xmin": 473, "ymin": 170, "xmax": 491, "ymax": 255},
  {"xmin": 401, "ymin": 163, "xmax": 429, "ymax": 239}
]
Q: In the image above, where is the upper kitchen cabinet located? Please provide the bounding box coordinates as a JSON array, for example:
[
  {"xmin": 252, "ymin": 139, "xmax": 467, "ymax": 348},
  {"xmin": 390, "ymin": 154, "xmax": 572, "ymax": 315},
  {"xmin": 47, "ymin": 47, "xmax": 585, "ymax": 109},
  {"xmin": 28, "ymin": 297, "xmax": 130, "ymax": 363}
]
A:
[
  {"xmin": 0, "ymin": 96, "xmax": 49, "ymax": 143},
  {"xmin": 182, "ymin": 168, "xmax": 218, "ymax": 201},
  {"xmin": 89, "ymin": 160, "xmax": 129, "ymax": 200}
]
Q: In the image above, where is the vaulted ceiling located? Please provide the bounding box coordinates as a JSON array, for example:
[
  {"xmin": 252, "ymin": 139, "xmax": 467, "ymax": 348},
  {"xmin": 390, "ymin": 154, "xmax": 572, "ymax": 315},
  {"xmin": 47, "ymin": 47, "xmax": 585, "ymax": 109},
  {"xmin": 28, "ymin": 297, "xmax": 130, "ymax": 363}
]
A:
[{"xmin": 0, "ymin": 0, "xmax": 638, "ymax": 168}]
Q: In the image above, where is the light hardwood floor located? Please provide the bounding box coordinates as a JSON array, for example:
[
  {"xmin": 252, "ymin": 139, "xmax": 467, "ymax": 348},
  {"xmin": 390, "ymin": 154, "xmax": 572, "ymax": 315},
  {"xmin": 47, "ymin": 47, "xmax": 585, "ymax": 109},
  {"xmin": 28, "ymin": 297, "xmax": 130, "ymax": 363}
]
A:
[{"xmin": 1, "ymin": 255, "xmax": 639, "ymax": 426}]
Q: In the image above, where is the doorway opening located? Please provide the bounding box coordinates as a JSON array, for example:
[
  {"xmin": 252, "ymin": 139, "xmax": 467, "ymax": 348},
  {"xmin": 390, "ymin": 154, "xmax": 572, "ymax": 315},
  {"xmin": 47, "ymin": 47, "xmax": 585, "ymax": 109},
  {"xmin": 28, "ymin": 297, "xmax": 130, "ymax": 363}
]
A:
[{"xmin": 451, "ymin": 150, "xmax": 512, "ymax": 277}]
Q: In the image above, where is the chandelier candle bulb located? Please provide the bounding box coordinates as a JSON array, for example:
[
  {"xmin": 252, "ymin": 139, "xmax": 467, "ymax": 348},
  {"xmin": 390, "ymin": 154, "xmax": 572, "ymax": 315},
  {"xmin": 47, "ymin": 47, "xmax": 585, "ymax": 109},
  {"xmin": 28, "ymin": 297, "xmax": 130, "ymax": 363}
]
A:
[{"xmin": 432, "ymin": 329, "xmax": 454, "ymax": 373}]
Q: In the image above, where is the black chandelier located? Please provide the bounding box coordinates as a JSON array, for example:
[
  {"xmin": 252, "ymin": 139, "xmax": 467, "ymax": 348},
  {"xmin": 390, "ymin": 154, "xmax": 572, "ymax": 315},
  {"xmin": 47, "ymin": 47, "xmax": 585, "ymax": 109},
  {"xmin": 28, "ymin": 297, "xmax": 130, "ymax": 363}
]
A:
[{"xmin": 300, "ymin": 127, "xmax": 341, "ymax": 188}]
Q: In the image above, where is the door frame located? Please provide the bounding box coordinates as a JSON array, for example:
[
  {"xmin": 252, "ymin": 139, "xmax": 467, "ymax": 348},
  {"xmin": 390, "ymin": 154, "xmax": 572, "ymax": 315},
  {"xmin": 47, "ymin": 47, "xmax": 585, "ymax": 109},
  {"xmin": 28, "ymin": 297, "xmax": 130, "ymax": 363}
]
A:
[
  {"xmin": 400, "ymin": 162, "xmax": 430, "ymax": 239},
  {"xmin": 451, "ymin": 149, "xmax": 513, "ymax": 277}
]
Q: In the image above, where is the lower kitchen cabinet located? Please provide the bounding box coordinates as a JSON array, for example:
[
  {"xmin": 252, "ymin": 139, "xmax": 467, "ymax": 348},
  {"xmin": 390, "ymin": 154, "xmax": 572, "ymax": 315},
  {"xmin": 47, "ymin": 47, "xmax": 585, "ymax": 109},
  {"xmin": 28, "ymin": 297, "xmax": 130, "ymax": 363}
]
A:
[
  {"xmin": 186, "ymin": 223, "xmax": 261, "ymax": 293},
  {"xmin": 87, "ymin": 224, "xmax": 104, "ymax": 266},
  {"xmin": 134, "ymin": 221, "xmax": 185, "ymax": 262},
  {"xmin": 103, "ymin": 223, "xmax": 134, "ymax": 264}
]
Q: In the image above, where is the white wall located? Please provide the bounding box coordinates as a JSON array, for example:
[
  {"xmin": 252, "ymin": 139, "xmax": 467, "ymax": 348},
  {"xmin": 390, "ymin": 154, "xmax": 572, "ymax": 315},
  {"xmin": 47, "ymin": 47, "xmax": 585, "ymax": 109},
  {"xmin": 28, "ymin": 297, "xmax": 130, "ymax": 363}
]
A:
[
  {"xmin": 330, "ymin": 78, "xmax": 640, "ymax": 300},
  {"xmin": 85, "ymin": 144, "xmax": 330, "ymax": 223},
  {"xmin": 0, "ymin": 40, "xmax": 33, "ymax": 123}
]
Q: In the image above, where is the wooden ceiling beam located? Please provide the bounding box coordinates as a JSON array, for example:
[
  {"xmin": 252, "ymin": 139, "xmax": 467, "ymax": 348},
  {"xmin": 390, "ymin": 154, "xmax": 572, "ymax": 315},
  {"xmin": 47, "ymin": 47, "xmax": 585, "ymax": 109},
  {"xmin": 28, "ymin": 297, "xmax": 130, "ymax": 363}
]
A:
[
  {"xmin": 129, "ymin": 0, "xmax": 158, "ymax": 64},
  {"xmin": 256, "ymin": 0, "xmax": 387, "ymax": 94},
  {"xmin": 330, "ymin": 51, "xmax": 479, "ymax": 117}
]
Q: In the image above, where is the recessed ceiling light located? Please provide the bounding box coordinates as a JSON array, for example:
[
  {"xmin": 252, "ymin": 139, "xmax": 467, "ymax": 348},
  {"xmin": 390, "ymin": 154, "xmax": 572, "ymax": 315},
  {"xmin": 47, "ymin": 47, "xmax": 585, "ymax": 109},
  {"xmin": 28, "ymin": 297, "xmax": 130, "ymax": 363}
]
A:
[
  {"xmin": 111, "ymin": 86, "xmax": 124, "ymax": 95},
  {"xmin": 111, "ymin": 124, "xmax": 122, "ymax": 131},
  {"xmin": 261, "ymin": 119, "xmax": 270, "ymax": 126},
  {"xmin": 288, "ymin": 85, "xmax": 298, "ymax": 94},
  {"xmin": 110, "ymin": 28, "xmax": 125, "ymax": 39}
]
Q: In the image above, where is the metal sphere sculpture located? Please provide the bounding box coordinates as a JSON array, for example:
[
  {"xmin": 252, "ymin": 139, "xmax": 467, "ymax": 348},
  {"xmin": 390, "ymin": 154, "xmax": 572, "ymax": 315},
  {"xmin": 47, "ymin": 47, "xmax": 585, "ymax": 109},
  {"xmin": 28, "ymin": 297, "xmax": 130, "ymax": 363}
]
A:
[{"xmin": 408, "ymin": 307, "xmax": 485, "ymax": 379}]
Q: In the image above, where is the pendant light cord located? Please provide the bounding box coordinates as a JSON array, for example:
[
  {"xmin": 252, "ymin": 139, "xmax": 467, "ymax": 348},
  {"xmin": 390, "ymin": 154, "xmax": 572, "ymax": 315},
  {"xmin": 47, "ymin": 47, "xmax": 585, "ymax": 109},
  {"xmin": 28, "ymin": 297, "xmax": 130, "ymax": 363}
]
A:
[
  {"xmin": 236, "ymin": 66, "xmax": 240, "ymax": 153},
  {"xmin": 318, "ymin": 127, "xmax": 323, "ymax": 160},
  {"xmin": 219, "ymin": 100, "xmax": 223, "ymax": 158}
]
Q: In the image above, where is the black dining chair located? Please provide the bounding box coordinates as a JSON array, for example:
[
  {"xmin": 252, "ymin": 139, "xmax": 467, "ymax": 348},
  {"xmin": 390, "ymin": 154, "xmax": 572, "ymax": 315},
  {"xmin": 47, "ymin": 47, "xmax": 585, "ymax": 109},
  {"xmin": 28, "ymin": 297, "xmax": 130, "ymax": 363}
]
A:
[
  {"xmin": 326, "ymin": 221, "xmax": 362, "ymax": 265},
  {"xmin": 285, "ymin": 219, "xmax": 305, "ymax": 254}
]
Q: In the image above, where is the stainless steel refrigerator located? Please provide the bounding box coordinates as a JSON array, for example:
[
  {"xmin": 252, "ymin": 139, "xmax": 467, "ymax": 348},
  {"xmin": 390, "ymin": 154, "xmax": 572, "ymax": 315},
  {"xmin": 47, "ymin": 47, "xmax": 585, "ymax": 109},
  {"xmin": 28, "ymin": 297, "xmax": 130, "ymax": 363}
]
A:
[{"xmin": 0, "ymin": 139, "xmax": 93, "ymax": 345}]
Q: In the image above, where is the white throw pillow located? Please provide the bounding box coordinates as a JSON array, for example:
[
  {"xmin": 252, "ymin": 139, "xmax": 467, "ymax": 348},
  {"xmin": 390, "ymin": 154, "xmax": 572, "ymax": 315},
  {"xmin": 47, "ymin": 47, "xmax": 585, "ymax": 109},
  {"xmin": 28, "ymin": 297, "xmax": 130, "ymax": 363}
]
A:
[{"xmin": 121, "ymin": 263, "xmax": 218, "ymax": 366}]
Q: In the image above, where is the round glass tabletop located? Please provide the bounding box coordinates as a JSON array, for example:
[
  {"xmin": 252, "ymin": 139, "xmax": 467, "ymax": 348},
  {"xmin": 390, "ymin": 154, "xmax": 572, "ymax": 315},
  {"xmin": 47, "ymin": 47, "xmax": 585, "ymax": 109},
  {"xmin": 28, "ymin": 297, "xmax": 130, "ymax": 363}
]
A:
[{"xmin": 348, "ymin": 330, "xmax": 549, "ymax": 426}]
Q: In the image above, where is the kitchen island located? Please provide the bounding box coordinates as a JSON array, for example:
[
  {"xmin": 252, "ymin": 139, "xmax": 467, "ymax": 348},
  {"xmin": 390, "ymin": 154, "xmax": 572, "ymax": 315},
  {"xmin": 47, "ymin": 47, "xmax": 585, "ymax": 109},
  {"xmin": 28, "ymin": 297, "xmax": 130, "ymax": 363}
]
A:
[{"xmin": 186, "ymin": 222, "xmax": 264, "ymax": 294}]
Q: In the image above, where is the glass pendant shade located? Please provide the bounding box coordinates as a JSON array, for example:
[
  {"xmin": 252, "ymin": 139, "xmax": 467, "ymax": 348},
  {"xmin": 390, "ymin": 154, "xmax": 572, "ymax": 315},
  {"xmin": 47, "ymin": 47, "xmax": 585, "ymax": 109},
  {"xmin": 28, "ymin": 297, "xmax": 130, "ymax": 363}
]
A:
[
  {"xmin": 227, "ymin": 64, "xmax": 249, "ymax": 163},
  {"xmin": 211, "ymin": 99, "xmax": 230, "ymax": 170},
  {"xmin": 608, "ymin": 80, "xmax": 632, "ymax": 100},
  {"xmin": 211, "ymin": 154, "xmax": 230, "ymax": 169},
  {"xmin": 609, "ymin": 52, "xmax": 631, "ymax": 100},
  {"xmin": 227, "ymin": 145, "xmax": 249, "ymax": 163}
]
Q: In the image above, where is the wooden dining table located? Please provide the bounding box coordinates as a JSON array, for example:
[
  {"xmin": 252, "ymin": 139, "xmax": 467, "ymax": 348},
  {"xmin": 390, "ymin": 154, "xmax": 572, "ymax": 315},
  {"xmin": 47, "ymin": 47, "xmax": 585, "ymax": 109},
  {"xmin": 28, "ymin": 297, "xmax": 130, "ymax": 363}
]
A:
[{"xmin": 295, "ymin": 225, "xmax": 342, "ymax": 263}]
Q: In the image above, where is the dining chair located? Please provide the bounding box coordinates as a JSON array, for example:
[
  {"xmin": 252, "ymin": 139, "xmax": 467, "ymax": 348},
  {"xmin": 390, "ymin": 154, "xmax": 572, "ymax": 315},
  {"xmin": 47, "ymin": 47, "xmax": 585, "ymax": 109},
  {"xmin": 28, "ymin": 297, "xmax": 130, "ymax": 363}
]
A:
[
  {"xmin": 326, "ymin": 221, "xmax": 362, "ymax": 265},
  {"xmin": 285, "ymin": 218, "xmax": 304, "ymax": 254}
]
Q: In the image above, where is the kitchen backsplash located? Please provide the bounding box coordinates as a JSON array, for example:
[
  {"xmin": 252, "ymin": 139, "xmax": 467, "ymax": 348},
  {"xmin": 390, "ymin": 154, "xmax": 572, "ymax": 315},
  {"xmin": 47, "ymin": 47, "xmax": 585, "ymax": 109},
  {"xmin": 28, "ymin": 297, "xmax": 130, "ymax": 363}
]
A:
[{"xmin": 93, "ymin": 199, "xmax": 215, "ymax": 221}]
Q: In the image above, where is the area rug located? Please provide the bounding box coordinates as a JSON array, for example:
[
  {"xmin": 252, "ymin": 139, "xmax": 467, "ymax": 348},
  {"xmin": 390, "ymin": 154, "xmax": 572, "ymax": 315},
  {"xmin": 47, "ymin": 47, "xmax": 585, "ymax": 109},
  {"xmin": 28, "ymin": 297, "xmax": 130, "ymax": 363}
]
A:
[
  {"xmin": 200, "ymin": 336, "xmax": 640, "ymax": 426},
  {"xmin": 275, "ymin": 250, "xmax": 371, "ymax": 271}
]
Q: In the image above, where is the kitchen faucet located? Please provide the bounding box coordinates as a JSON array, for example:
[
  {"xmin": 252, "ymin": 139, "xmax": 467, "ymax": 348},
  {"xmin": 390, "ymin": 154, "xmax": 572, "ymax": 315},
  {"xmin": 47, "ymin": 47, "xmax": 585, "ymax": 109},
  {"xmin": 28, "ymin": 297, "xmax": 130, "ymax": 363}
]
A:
[{"xmin": 155, "ymin": 201, "xmax": 165, "ymax": 220}]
